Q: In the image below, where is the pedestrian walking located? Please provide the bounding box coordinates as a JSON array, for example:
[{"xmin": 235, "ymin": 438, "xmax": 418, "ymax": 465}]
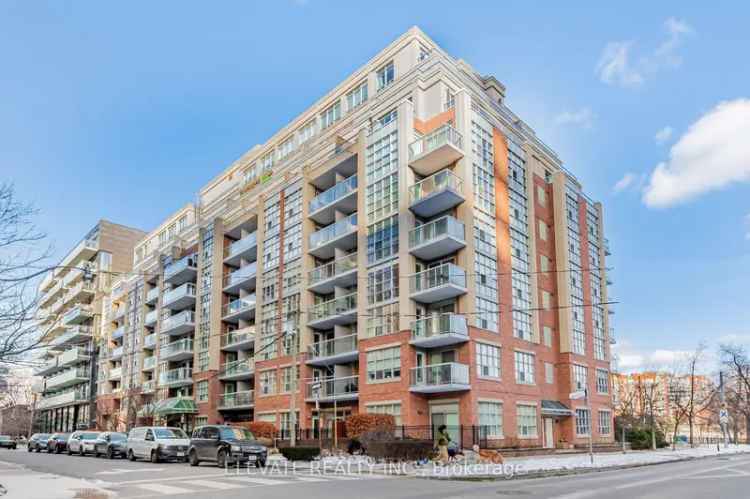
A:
[{"xmin": 435, "ymin": 425, "xmax": 451, "ymax": 465}]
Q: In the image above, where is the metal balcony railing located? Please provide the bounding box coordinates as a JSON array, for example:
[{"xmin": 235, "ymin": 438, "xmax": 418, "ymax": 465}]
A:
[
  {"xmin": 411, "ymin": 314, "xmax": 468, "ymax": 341},
  {"xmin": 309, "ymin": 213, "xmax": 357, "ymax": 249},
  {"xmin": 308, "ymin": 252, "xmax": 357, "ymax": 286},
  {"xmin": 309, "ymin": 293, "xmax": 357, "ymax": 322},
  {"xmin": 409, "ymin": 216, "xmax": 465, "ymax": 248},
  {"xmin": 218, "ymin": 390, "xmax": 254, "ymax": 409},
  {"xmin": 410, "ymin": 362, "xmax": 469, "ymax": 387},
  {"xmin": 410, "ymin": 263, "xmax": 466, "ymax": 293},
  {"xmin": 409, "ymin": 170, "xmax": 463, "ymax": 204},
  {"xmin": 308, "ymin": 334, "xmax": 357, "ymax": 359},
  {"xmin": 309, "ymin": 174, "xmax": 358, "ymax": 213},
  {"xmin": 408, "ymin": 124, "xmax": 463, "ymax": 159}
]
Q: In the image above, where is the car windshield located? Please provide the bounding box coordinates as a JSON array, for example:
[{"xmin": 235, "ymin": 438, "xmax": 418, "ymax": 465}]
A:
[
  {"xmin": 81, "ymin": 433, "xmax": 99, "ymax": 440},
  {"xmin": 219, "ymin": 428, "xmax": 255, "ymax": 440},
  {"xmin": 110, "ymin": 433, "xmax": 127, "ymax": 441},
  {"xmin": 154, "ymin": 428, "xmax": 187, "ymax": 439},
  {"xmin": 36, "ymin": 434, "xmax": 50, "ymax": 440}
]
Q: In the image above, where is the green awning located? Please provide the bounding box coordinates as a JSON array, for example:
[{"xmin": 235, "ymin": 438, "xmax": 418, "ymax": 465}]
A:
[{"xmin": 153, "ymin": 397, "xmax": 198, "ymax": 416}]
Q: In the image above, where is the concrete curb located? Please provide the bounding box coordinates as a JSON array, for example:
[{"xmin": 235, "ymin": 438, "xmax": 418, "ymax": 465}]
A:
[{"xmin": 412, "ymin": 450, "xmax": 750, "ymax": 481}]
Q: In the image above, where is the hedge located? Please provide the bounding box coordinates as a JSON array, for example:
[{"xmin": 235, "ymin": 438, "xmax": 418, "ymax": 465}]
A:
[
  {"xmin": 365, "ymin": 439, "xmax": 434, "ymax": 461},
  {"xmin": 345, "ymin": 414, "xmax": 395, "ymax": 439},
  {"xmin": 279, "ymin": 446, "xmax": 321, "ymax": 461}
]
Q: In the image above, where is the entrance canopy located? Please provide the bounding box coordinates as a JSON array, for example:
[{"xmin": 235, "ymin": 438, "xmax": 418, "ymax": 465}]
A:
[
  {"xmin": 152, "ymin": 397, "xmax": 198, "ymax": 416},
  {"xmin": 541, "ymin": 400, "xmax": 573, "ymax": 417}
]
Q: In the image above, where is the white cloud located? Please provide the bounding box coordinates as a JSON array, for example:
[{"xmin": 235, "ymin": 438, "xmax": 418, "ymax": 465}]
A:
[
  {"xmin": 614, "ymin": 347, "xmax": 691, "ymax": 372},
  {"xmin": 643, "ymin": 98, "xmax": 750, "ymax": 208},
  {"xmin": 654, "ymin": 126, "xmax": 673, "ymax": 144},
  {"xmin": 554, "ymin": 108, "xmax": 594, "ymax": 129},
  {"xmin": 596, "ymin": 18, "xmax": 693, "ymax": 87},
  {"xmin": 613, "ymin": 173, "xmax": 636, "ymax": 193}
]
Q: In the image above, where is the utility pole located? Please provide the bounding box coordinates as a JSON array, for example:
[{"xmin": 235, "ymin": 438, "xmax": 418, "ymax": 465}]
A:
[
  {"xmin": 719, "ymin": 371, "xmax": 729, "ymax": 449},
  {"xmin": 288, "ymin": 331, "xmax": 297, "ymax": 448},
  {"xmin": 587, "ymin": 388, "xmax": 594, "ymax": 465}
]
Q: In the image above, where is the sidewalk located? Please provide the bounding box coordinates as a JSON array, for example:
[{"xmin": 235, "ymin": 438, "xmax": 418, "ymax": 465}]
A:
[{"xmin": 0, "ymin": 460, "xmax": 111, "ymax": 499}]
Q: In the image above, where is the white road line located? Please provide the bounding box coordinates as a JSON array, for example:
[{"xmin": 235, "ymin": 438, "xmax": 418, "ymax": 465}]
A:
[
  {"xmin": 112, "ymin": 472, "xmax": 229, "ymax": 485},
  {"xmin": 225, "ymin": 476, "xmax": 290, "ymax": 485},
  {"xmin": 135, "ymin": 483, "xmax": 194, "ymax": 494},
  {"xmin": 184, "ymin": 479, "xmax": 244, "ymax": 489},
  {"xmin": 291, "ymin": 475, "xmax": 330, "ymax": 482}
]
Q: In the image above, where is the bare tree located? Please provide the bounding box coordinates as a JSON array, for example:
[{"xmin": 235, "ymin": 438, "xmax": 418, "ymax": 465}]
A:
[
  {"xmin": 634, "ymin": 372, "xmax": 665, "ymax": 450},
  {"xmin": 719, "ymin": 343, "xmax": 750, "ymax": 441},
  {"xmin": 0, "ymin": 183, "xmax": 52, "ymax": 364}
]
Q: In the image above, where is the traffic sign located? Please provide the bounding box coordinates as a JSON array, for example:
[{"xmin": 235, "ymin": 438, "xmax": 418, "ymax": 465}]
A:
[{"xmin": 719, "ymin": 409, "xmax": 729, "ymax": 424}]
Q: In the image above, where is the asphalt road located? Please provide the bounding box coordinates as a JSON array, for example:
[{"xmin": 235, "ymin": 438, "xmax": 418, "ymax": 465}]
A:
[{"xmin": 1, "ymin": 447, "xmax": 750, "ymax": 498}]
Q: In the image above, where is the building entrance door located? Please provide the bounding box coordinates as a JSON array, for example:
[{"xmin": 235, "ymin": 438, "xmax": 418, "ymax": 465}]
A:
[
  {"xmin": 544, "ymin": 418, "xmax": 555, "ymax": 449},
  {"xmin": 429, "ymin": 403, "xmax": 460, "ymax": 447}
]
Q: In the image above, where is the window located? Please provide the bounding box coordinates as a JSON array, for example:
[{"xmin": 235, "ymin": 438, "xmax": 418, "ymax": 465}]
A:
[
  {"xmin": 346, "ymin": 82, "xmax": 368, "ymax": 110},
  {"xmin": 596, "ymin": 369, "xmax": 609, "ymax": 394},
  {"xmin": 366, "ymin": 171, "xmax": 398, "ymax": 222},
  {"xmin": 543, "ymin": 326, "xmax": 552, "ymax": 347},
  {"xmin": 537, "ymin": 185, "xmax": 547, "ymax": 206},
  {"xmin": 444, "ymin": 88, "xmax": 455, "ymax": 111},
  {"xmin": 572, "ymin": 364, "xmax": 588, "ymax": 392},
  {"xmin": 376, "ymin": 61, "xmax": 394, "ymax": 90},
  {"xmin": 545, "ymin": 362, "xmax": 554, "ymax": 384},
  {"xmin": 540, "ymin": 255, "xmax": 550, "ymax": 273},
  {"xmin": 517, "ymin": 405, "xmax": 538, "ymax": 438},
  {"xmin": 538, "ymin": 221, "xmax": 548, "ymax": 241},
  {"xmin": 366, "ymin": 302, "xmax": 399, "ymax": 337},
  {"xmin": 478, "ymin": 401, "xmax": 503, "ymax": 438},
  {"xmin": 298, "ymin": 120, "xmax": 316, "ymax": 144},
  {"xmin": 260, "ymin": 151, "xmax": 274, "ymax": 172},
  {"xmin": 195, "ymin": 416, "xmax": 208, "ymax": 427},
  {"xmin": 598, "ymin": 410, "xmax": 612, "ymax": 435},
  {"xmin": 367, "ymin": 403, "xmax": 402, "ymax": 425},
  {"xmin": 367, "ymin": 263, "xmax": 399, "ymax": 305},
  {"xmin": 260, "ymin": 370, "xmax": 276, "ymax": 395},
  {"xmin": 576, "ymin": 408, "xmax": 591, "ymax": 436},
  {"xmin": 320, "ymin": 101, "xmax": 341, "ymax": 129},
  {"xmin": 514, "ymin": 351, "xmax": 535, "ymax": 384},
  {"xmin": 366, "ymin": 346, "xmax": 401, "ymax": 381},
  {"xmin": 277, "ymin": 137, "xmax": 295, "ymax": 160},
  {"xmin": 178, "ymin": 215, "xmax": 188, "ymax": 232},
  {"xmin": 282, "ymin": 366, "xmax": 298, "ymax": 393},
  {"xmin": 542, "ymin": 291, "xmax": 552, "ymax": 310},
  {"xmin": 367, "ymin": 215, "xmax": 399, "ymax": 264},
  {"xmin": 196, "ymin": 381, "xmax": 208, "ymax": 402},
  {"xmin": 476, "ymin": 343, "xmax": 501, "ymax": 378},
  {"xmin": 197, "ymin": 351, "xmax": 208, "ymax": 372}
]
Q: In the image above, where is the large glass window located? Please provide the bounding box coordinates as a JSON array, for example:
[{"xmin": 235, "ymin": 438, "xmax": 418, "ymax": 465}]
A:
[
  {"xmin": 366, "ymin": 302, "xmax": 399, "ymax": 338},
  {"xmin": 517, "ymin": 405, "xmax": 538, "ymax": 438},
  {"xmin": 260, "ymin": 370, "xmax": 276, "ymax": 395},
  {"xmin": 572, "ymin": 364, "xmax": 588, "ymax": 392},
  {"xmin": 476, "ymin": 343, "xmax": 501, "ymax": 378},
  {"xmin": 367, "ymin": 263, "xmax": 399, "ymax": 305},
  {"xmin": 596, "ymin": 369, "xmax": 609, "ymax": 394},
  {"xmin": 598, "ymin": 410, "xmax": 612, "ymax": 435},
  {"xmin": 576, "ymin": 408, "xmax": 591, "ymax": 436},
  {"xmin": 367, "ymin": 403, "xmax": 402, "ymax": 425},
  {"xmin": 367, "ymin": 215, "xmax": 399, "ymax": 264},
  {"xmin": 478, "ymin": 402, "xmax": 503, "ymax": 438},
  {"xmin": 376, "ymin": 61, "xmax": 394, "ymax": 90},
  {"xmin": 366, "ymin": 347, "xmax": 401, "ymax": 381},
  {"xmin": 320, "ymin": 101, "xmax": 342, "ymax": 129},
  {"xmin": 514, "ymin": 351, "xmax": 535, "ymax": 384},
  {"xmin": 346, "ymin": 82, "xmax": 368, "ymax": 110}
]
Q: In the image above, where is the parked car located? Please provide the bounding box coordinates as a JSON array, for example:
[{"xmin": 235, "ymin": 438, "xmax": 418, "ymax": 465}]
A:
[
  {"xmin": 27, "ymin": 433, "xmax": 51, "ymax": 452},
  {"xmin": 93, "ymin": 432, "xmax": 128, "ymax": 459},
  {"xmin": 188, "ymin": 425, "xmax": 267, "ymax": 468},
  {"xmin": 126, "ymin": 427, "xmax": 190, "ymax": 463},
  {"xmin": 0, "ymin": 436, "xmax": 17, "ymax": 450},
  {"xmin": 67, "ymin": 431, "xmax": 100, "ymax": 456},
  {"xmin": 46, "ymin": 433, "xmax": 71, "ymax": 454}
]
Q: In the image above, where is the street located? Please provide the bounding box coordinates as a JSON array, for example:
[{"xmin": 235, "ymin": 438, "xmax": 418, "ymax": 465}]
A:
[{"xmin": 1, "ymin": 448, "xmax": 750, "ymax": 498}]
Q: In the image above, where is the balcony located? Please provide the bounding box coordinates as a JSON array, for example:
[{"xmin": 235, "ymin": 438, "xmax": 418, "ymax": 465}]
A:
[
  {"xmin": 111, "ymin": 325, "xmax": 125, "ymax": 340},
  {"xmin": 145, "ymin": 286, "xmax": 160, "ymax": 305},
  {"xmin": 50, "ymin": 326, "xmax": 93, "ymax": 349},
  {"xmin": 144, "ymin": 309, "xmax": 158, "ymax": 327},
  {"xmin": 143, "ymin": 333, "xmax": 157, "ymax": 350},
  {"xmin": 37, "ymin": 388, "xmax": 88, "ymax": 410},
  {"xmin": 161, "ymin": 338, "xmax": 194, "ymax": 362},
  {"xmin": 408, "ymin": 124, "xmax": 464, "ymax": 176},
  {"xmin": 308, "ymin": 174, "xmax": 358, "ymax": 225},
  {"xmin": 36, "ymin": 358, "xmax": 60, "ymax": 377},
  {"xmin": 46, "ymin": 367, "xmax": 89, "ymax": 390},
  {"xmin": 110, "ymin": 346, "xmax": 124, "ymax": 360},
  {"xmin": 408, "ymin": 216, "xmax": 466, "ymax": 261},
  {"xmin": 164, "ymin": 256, "xmax": 198, "ymax": 286},
  {"xmin": 222, "ymin": 262, "xmax": 258, "ymax": 295},
  {"xmin": 64, "ymin": 281, "xmax": 95, "ymax": 305},
  {"xmin": 410, "ymin": 263, "xmax": 467, "ymax": 304},
  {"xmin": 305, "ymin": 376, "xmax": 358, "ymax": 402},
  {"xmin": 142, "ymin": 355, "xmax": 157, "ymax": 371},
  {"xmin": 63, "ymin": 304, "xmax": 93, "ymax": 325},
  {"xmin": 219, "ymin": 359, "xmax": 255, "ymax": 381},
  {"xmin": 159, "ymin": 367, "xmax": 193, "ymax": 387},
  {"xmin": 307, "ymin": 292, "xmax": 357, "ymax": 329},
  {"xmin": 110, "ymin": 305, "xmax": 126, "ymax": 322},
  {"xmin": 307, "ymin": 252, "xmax": 358, "ymax": 294},
  {"xmin": 218, "ymin": 390, "xmax": 254, "ymax": 410},
  {"xmin": 224, "ymin": 232, "xmax": 258, "ymax": 267},
  {"xmin": 58, "ymin": 347, "xmax": 90, "ymax": 367},
  {"xmin": 142, "ymin": 380, "xmax": 155, "ymax": 394},
  {"xmin": 307, "ymin": 334, "xmax": 358, "ymax": 367},
  {"xmin": 409, "ymin": 170, "xmax": 465, "ymax": 218},
  {"xmin": 409, "ymin": 362, "xmax": 470, "ymax": 393},
  {"xmin": 222, "ymin": 295, "xmax": 256, "ymax": 323},
  {"xmin": 162, "ymin": 283, "xmax": 196, "ymax": 311},
  {"xmin": 109, "ymin": 366, "xmax": 122, "ymax": 380},
  {"xmin": 309, "ymin": 213, "xmax": 358, "ymax": 259},
  {"xmin": 220, "ymin": 326, "xmax": 256, "ymax": 352},
  {"xmin": 161, "ymin": 311, "xmax": 195, "ymax": 336},
  {"xmin": 410, "ymin": 314, "xmax": 469, "ymax": 348}
]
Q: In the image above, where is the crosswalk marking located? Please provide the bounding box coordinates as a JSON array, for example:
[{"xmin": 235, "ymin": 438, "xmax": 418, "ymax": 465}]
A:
[
  {"xmin": 292, "ymin": 475, "xmax": 330, "ymax": 482},
  {"xmin": 225, "ymin": 476, "xmax": 289, "ymax": 485},
  {"xmin": 135, "ymin": 483, "xmax": 193, "ymax": 494},
  {"xmin": 184, "ymin": 479, "xmax": 244, "ymax": 489}
]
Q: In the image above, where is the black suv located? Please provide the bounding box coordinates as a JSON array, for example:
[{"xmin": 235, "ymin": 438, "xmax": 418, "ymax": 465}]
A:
[
  {"xmin": 188, "ymin": 425, "xmax": 267, "ymax": 468},
  {"xmin": 47, "ymin": 433, "xmax": 71, "ymax": 453},
  {"xmin": 94, "ymin": 432, "xmax": 127, "ymax": 459},
  {"xmin": 27, "ymin": 433, "xmax": 51, "ymax": 452}
]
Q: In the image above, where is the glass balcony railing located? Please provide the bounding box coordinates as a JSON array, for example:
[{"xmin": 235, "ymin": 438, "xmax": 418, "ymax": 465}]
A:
[
  {"xmin": 411, "ymin": 314, "xmax": 468, "ymax": 341},
  {"xmin": 309, "ymin": 293, "xmax": 357, "ymax": 322},
  {"xmin": 221, "ymin": 327, "xmax": 256, "ymax": 348},
  {"xmin": 410, "ymin": 362, "xmax": 469, "ymax": 388},
  {"xmin": 226, "ymin": 232, "xmax": 258, "ymax": 259},
  {"xmin": 410, "ymin": 263, "xmax": 466, "ymax": 294},
  {"xmin": 409, "ymin": 216, "xmax": 465, "ymax": 248},
  {"xmin": 111, "ymin": 346, "xmax": 124, "ymax": 359},
  {"xmin": 143, "ymin": 356, "xmax": 157, "ymax": 370},
  {"xmin": 109, "ymin": 367, "xmax": 122, "ymax": 379},
  {"xmin": 221, "ymin": 359, "xmax": 254, "ymax": 378},
  {"xmin": 409, "ymin": 170, "xmax": 463, "ymax": 204},
  {"xmin": 309, "ymin": 174, "xmax": 358, "ymax": 213},
  {"xmin": 164, "ymin": 256, "xmax": 197, "ymax": 281},
  {"xmin": 309, "ymin": 213, "xmax": 358, "ymax": 249},
  {"xmin": 146, "ymin": 287, "xmax": 160, "ymax": 303},
  {"xmin": 142, "ymin": 380, "xmax": 155, "ymax": 393},
  {"xmin": 308, "ymin": 253, "xmax": 357, "ymax": 286},
  {"xmin": 145, "ymin": 309, "xmax": 158, "ymax": 325},
  {"xmin": 305, "ymin": 376, "xmax": 359, "ymax": 400},
  {"xmin": 161, "ymin": 338, "xmax": 194, "ymax": 358},
  {"xmin": 308, "ymin": 334, "xmax": 357, "ymax": 359},
  {"xmin": 161, "ymin": 310, "xmax": 195, "ymax": 332},
  {"xmin": 143, "ymin": 333, "xmax": 157, "ymax": 349},
  {"xmin": 111, "ymin": 325, "xmax": 125, "ymax": 340},
  {"xmin": 159, "ymin": 367, "xmax": 193, "ymax": 386},
  {"xmin": 223, "ymin": 263, "xmax": 257, "ymax": 288},
  {"xmin": 219, "ymin": 390, "xmax": 254, "ymax": 409},
  {"xmin": 163, "ymin": 283, "xmax": 196, "ymax": 306},
  {"xmin": 409, "ymin": 124, "xmax": 463, "ymax": 159},
  {"xmin": 222, "ymin": 295, "xmax": 256, "ymax": 318}
]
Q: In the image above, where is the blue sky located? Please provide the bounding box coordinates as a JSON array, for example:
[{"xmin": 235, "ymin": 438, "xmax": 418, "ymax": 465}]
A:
[{"xmin": 2, "ymin": 2, "xmax": 748, "ymax": 371}]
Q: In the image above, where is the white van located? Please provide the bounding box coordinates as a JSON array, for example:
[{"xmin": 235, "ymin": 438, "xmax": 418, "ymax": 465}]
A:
[{"xmin": 126, "ymin": 426, "xmax": 190, "ymax": 463}]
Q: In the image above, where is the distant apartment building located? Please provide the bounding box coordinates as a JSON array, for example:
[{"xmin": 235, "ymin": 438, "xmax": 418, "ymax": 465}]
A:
[
  {"xmin": 34, "ymin": 221, "xmax": 146, "ymax": 432},
  {"xmin": 46, "ymin": 27, "xmax": 614, "ymax": 448}
]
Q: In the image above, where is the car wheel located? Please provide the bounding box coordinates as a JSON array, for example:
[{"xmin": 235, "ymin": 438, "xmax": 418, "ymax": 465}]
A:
[
  {"xmin": 27, "ymin": 445, "xmax": 32, "ymax": 453},
  {"xmin": 67, "ymin": 448, "xmax": 73, "ymax": 456},
  {"xmin": 107, "ymin": 447, "xmax": 114, "ymax": 460},
  {"xmin": 36, "ymin": 448, "xmax": 41, "ymax": 453},
  {"xmin": 79, "ymin": 447, "xmax": 85, "ymax": 457},
  {"xmin": 55, "ymin": 446, "xmax": 62, "ymax": 454},
  {"xmin": 47, "ymin": 446, "xmax": 53, "ymax": 454},
  {"xmin": 127, "ymin": 449, "xmax": 135, "ymax": 462},
  {"xmin": 150, "ymin": 450, "xmax": 159, "ymax": 464},
  {"xmin": 216, "ymin": 449, "xmax": 226, "ymax": 469},
  {"xmin": 188, "ymin": 450, "xmax": 200, "ymax": 467}
]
